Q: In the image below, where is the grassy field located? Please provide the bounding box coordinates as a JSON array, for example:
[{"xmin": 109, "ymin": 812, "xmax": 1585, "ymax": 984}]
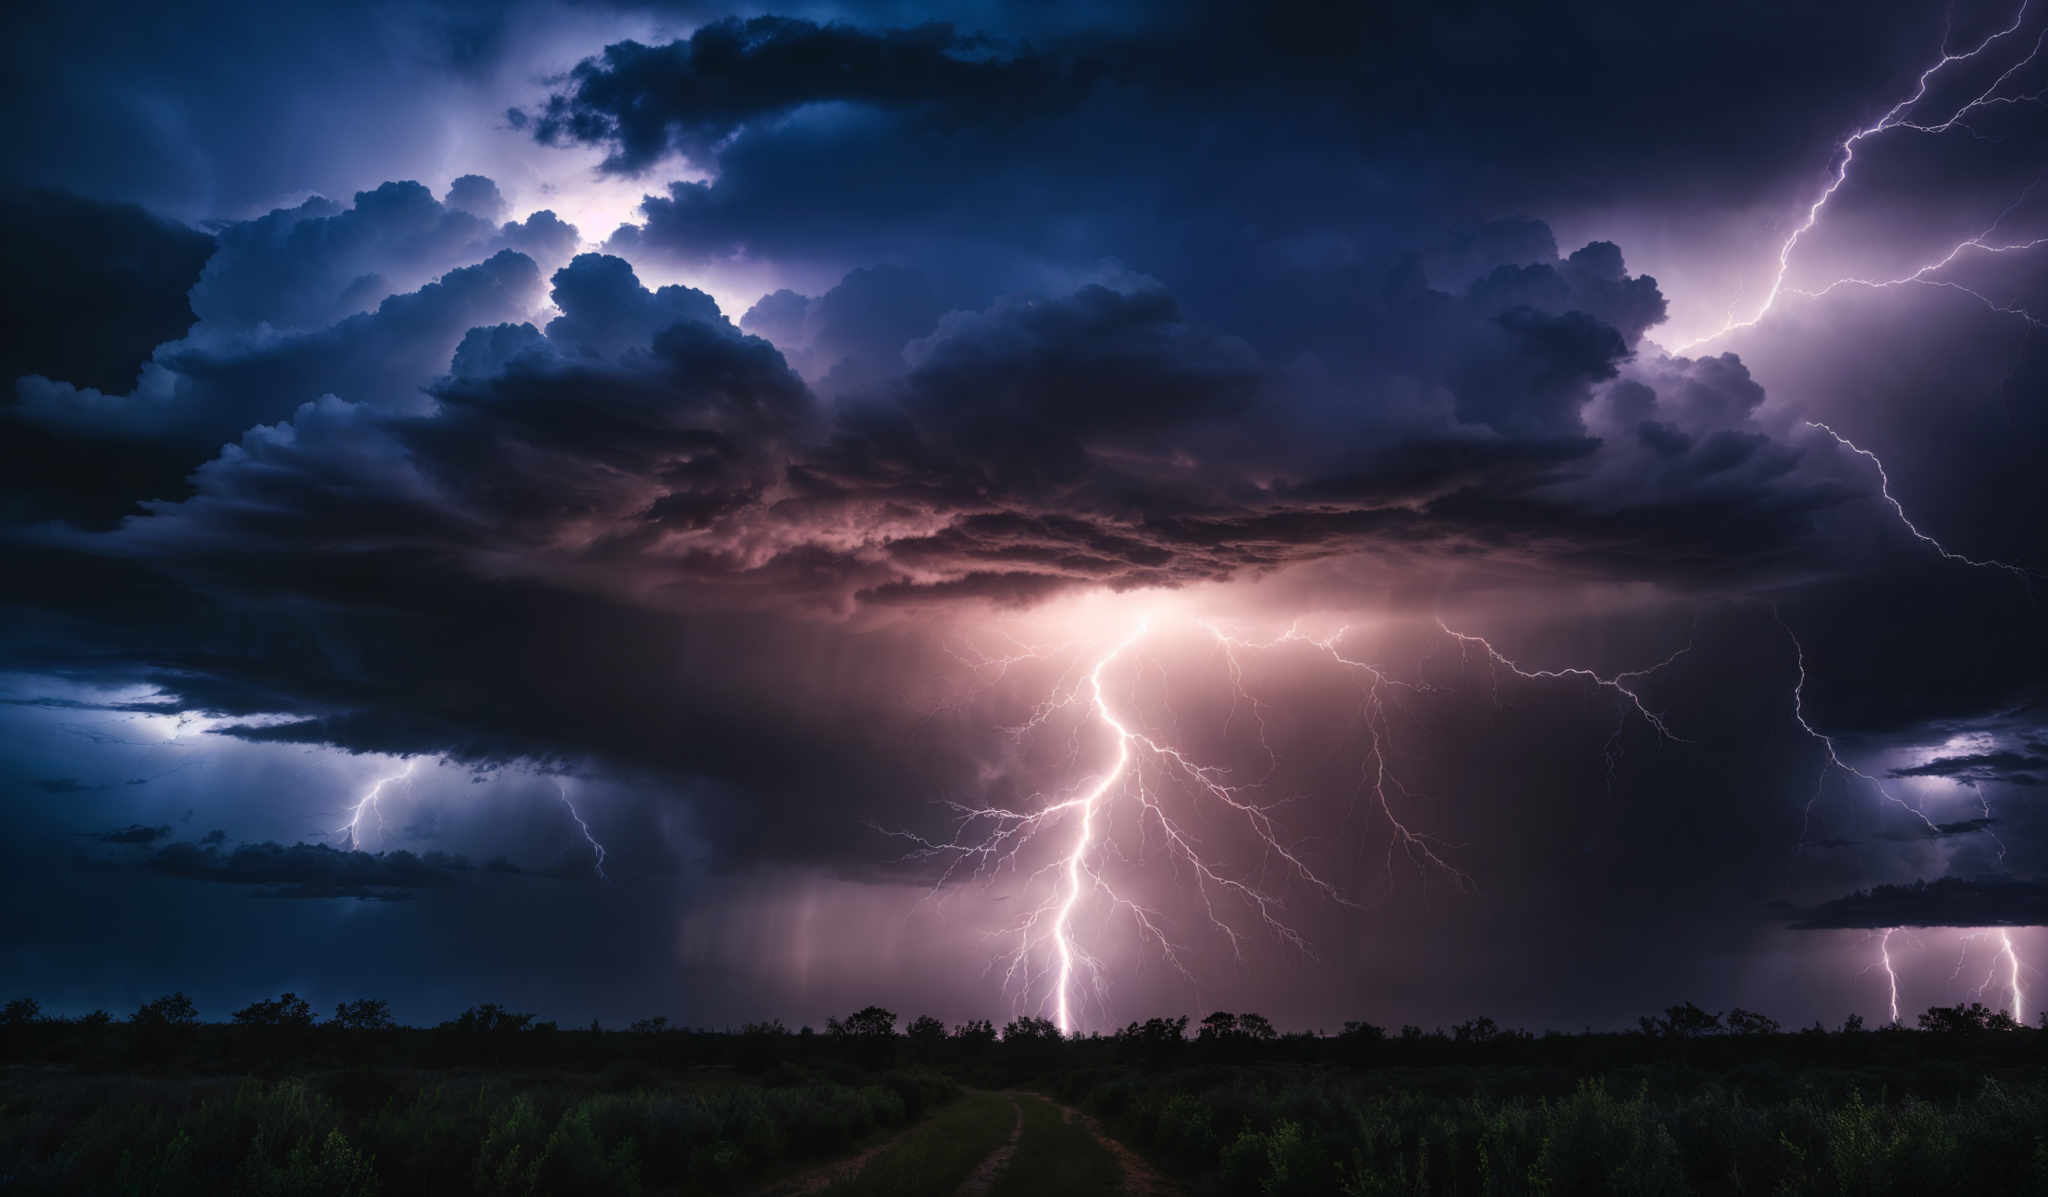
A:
[
  {"xmin": 988, "ymin": 1094, "xmax": 1124, "ymax": 1197},
  {"xmin": 9, "ymin": 1001, "xmax": 2048, "ymax": 1194},
  {"xmin": 817, "ymin": 1089, "xmax": 1018, "ymax": 1197}
]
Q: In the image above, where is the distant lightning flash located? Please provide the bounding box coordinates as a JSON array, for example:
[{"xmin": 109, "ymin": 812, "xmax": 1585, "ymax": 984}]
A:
[
  {"xmin": 555, "ymin": 779, "xmax": 609, "ymax": 880},
  {"xmin": 890, "ymin": 612, "xmax": 1693, "ymax": 1033},
  {"xmin": 338, "ymin": 761, "xmax": 609, "ymax": 880},
  {"xmin": 337, "ymin": 759, "xmax": 416, "ymax": 850},
  {"xmin": 1676, "ymin": 0, "xmax": 2048, "ymax": 351}
]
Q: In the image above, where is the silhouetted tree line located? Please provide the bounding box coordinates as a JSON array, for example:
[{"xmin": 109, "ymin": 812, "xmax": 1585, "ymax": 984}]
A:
[{"xmin": 5, "ymin": 991, "xmax": 2047, "ymax": 1082}]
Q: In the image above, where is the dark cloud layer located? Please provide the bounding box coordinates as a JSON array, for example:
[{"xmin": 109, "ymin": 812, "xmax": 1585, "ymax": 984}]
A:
[
  {"xmin": 0, "ymin": 189, "xmax": 213, "ymax": 393},
  {"xmin": 1893, "ymin": 750, "xmax": 2047, "ymax": 788},
  {"xmin": 1791, "ymin": 878, "xmax": 2048, "ymax": 930},
  {"xmin": 138, "ymin": 837, "xmax": 498, "ymax": 901}
]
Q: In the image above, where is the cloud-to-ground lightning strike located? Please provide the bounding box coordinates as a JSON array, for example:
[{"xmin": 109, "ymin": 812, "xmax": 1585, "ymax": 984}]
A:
[
  {"xmin": 337, "ymin": 759, "xmax": 416, "ymax": 850},
  {"xmin": 1807, "ymin": 420, "xmax": 2035, "ymax": 584},
  {"xmin": 1674, "ymin": 0, "xmax": 2047, "ymax": 351},
  {"xmin": 555, "ymin": 779, "xmax": 609, "ymax": 880},
  {"xmin": 889, "ymin": 612, "xmax": 1704, "ymax": 1033},
  {"xmin": 1997, "ymin": 930, "xmax": 2027, "ymax": 1022},
  {"xmin": 888, "ymin": 613, "xmax": 1468, "ymax": 1033},
  {"xmin": 1880, "ymin": 928, "xmax": 1903, "ymax": 1024}
]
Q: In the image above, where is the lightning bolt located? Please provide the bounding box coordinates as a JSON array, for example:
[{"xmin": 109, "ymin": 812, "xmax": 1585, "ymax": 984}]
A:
[
  {"xmin": 1807, "ymin": 420, "xmax": 2034, "ymax": 582},
  {"xmin": 2001, "ymin": 930, "xmax": 2027, "ymax": 1021},
  {"xmin": 555, "ymin": 778, "xmax": 609, "ymax": 879},
  {"xmin": 1880, "ymin": 927, "xmax": 1902, "ymax": 1024},
  {"xmin": 889, "ymin": 611, "xmax": 1708, "ymax": 1033},
  {"xmin": 1433, "ymin": 620, "xmax": 1691, "ymax": 745},
  {"xmin": 887, "ymin": 612, "xmax": 1483, "ymax": 1034},
  {"xmin": 1989, "ymin": 929, "xmax": 2027, "ymax": 1021},
  {"xmin": 1783, "ymin": 177, "xmax": 2048, "ymax": 329},
  {"xmin": 1207, "ymin": 621, "xmax": 1469, "ymax": 887},
  {"xmin": 1674, "ymin": 0, "xmax": 2047, "ymax": 352},
  {"xmin": 337, "ymin": 759, "xmax": 417, "ymax": 850},
  {"xmin": 1774, "ymin": 608, "xmax": 1945, "ymax": 845}
]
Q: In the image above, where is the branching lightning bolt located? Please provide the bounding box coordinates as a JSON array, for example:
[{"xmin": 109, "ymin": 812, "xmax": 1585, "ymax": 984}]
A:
[
  {"xmin": 1807, "ymin": 419, "xmax": 2035, "ymax": 584},
  {"xmin": 1207, "ymin": 621, "xmax": 1470, "ymax": 888},
  {"xmin": 337, "ymin": 759, "xmax": 416, "ymax": 850},
  {"xmin": 1434, "ymin": 620, "xmax": 1692, "ymax": 746},
  {"xmin": 886, "ymin": 613, "xmax": 1487, "ymax": 1034},
  {"xmin": 1774, "ymin": 609, "xmax": 1944, "ymax": 844},
  {"xmin": 887, "ymin": 612, "xmax": 1707, "ymax": 1033},
  {"xmin": 1784, "ymin": 176, "xmax": 2048, "ymax": 329},
  {"xmin": 1675, "ymin": 0, "xmax": 2048, "ymax": 351}
]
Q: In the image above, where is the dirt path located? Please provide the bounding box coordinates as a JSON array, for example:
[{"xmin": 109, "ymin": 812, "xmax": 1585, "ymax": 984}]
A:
[
  {"xmin": 755, "ymin": 1092, "xmax": 1026, "ymax": 1197},
  {"xmin": 951, "ymin": 1096, "xmax": 1024, "ymax": 1196},
  {"xmin": 752, "ymin": 1117, "xmax": 926, "ymax": 1197},
  {"xmin": 1042, "ymin": 1096, "xmax": 1185, "ymax": 1197}
]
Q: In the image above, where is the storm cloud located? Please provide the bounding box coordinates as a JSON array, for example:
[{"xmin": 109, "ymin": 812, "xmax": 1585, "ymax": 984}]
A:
[{"xmin": 2, "ymin": 0, "xmax": 2045, "ymax": 1032}]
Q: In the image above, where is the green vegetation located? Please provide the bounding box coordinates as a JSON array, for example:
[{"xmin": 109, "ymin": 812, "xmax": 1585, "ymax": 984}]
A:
[
  {"xmin": 817, "ymin": 1089, "xmax": 1017, "ymax": 1197},
  {"xmin": 1063, "ymin": 1065, "xmax": 2048, "ymax": 1195},
  {"xmin": 8, "ymin": 994, "xmax": 2048, "ymax": 1194},
  {"xmin": 0, "ymin": 1068, "xmax": 959, "ymax": 1195},
  {"xmin": 987, "ymin": 1094, "xmax": 1123, "ymax": 1197}
]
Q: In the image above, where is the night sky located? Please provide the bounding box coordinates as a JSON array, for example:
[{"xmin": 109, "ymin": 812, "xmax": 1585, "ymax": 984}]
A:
[{"xmin": 3, "ymin": 0, "xmax": 2046, "ymax": 1035}]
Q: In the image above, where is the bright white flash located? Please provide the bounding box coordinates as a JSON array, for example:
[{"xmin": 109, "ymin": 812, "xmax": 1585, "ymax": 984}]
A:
[{"xmin": 1676, "ymin": 0, "xmax": 2046, "ymax": 350}]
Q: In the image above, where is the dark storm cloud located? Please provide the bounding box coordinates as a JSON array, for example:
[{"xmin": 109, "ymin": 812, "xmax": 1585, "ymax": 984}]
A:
[
  {"xmin": 0, "ymin": 189, "xmax": 214, "ymax": 394},
  {"xmin": 1892, "ymin": 751, "xmax": 2048, "ymax": 787},
  {"xmin": 5, "ymin": 0, "xmax": 2048, "ymax": 1032},
  {"xmin": 89, "ymin": 824, "xmax": 174, "ymax": 845},
  {"xmin": 4, "ymin": 179, "xmax": 574, "ymax": 530},
  {"xmin": 525, "ymin": 18, "xmax": 1070, "ymax": 174},
  {"xmin": 536, "ymin": 2, "xmax": 1983, "ymax": 304},
  {"xmin": 136, "ymin": 837, "xmax": 492, "ymax": 900},
  {"xmin": 16, "ymin": 249, "xmax": 546, "ymax": 446},
  {"xmin": 62, "ymin": 232, "xmax": 1887, "ymax": 624},
  {"xmin": 1790, "ymin": 877, "xmax": 2048, "ymax": 929},
  {"xmin": 187, "ymin": 180, "xmax": 574, "ymax": 336}
]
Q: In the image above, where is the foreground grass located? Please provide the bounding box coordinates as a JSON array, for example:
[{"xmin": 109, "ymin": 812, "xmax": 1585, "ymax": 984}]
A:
[
  {"xmin": 819, "ymin": 1090, "xmax": 1016, "ymax": 1197},
  {"xmin": 1069, "ymin": 1069, "xmax": 2048, "ymax": 1196},
  {"xmin": 0, "ymin": 1067, "xmax": 960, "ymax": 1195},
  {"xmin": 988, "ymin": 1094, "xmax": 1122, "ymax": 1197}
]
